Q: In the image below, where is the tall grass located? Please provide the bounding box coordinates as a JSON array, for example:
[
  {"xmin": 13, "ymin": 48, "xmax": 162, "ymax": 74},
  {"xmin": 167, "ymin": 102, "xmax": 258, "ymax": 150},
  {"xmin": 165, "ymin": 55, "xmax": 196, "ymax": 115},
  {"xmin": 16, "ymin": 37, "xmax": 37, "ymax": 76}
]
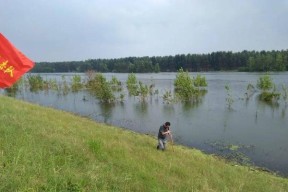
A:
[{"xmin": 0, "ymin": 95, "xmax": 288, "ymax": 191}]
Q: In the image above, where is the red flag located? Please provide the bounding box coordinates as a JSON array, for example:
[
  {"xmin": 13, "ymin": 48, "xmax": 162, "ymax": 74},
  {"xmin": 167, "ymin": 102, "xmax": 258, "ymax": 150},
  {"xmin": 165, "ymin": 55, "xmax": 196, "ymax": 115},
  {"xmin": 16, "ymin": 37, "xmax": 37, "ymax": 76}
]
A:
[{"xmin": 0, "ymin": 33, "xmax": 35, "ymax": 88}]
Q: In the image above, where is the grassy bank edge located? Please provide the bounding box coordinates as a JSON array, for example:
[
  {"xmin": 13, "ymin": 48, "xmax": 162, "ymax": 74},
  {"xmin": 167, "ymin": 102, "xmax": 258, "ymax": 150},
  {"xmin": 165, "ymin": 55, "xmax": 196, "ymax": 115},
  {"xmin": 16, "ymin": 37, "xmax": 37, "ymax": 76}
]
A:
[{"xmin": 0, "ymin": 95, "xmax": 287, "ymax": 191}]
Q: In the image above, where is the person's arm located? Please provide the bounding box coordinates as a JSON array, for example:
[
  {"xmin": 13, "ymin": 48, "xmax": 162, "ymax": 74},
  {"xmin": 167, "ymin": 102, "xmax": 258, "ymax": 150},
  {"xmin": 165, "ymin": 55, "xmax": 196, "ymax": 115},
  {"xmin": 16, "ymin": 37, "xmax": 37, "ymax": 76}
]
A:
[{"xmin": 161, "ymin": 129, "xmax": 171, "ymax": 136}]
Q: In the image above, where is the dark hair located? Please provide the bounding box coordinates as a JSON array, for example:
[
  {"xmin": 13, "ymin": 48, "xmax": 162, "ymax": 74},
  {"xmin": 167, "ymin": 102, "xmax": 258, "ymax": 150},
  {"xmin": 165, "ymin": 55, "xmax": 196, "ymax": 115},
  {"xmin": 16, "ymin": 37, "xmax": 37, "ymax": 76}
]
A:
[{"xmin": 165, "ymin": 122, "xmax": 171, "ymax": 126}]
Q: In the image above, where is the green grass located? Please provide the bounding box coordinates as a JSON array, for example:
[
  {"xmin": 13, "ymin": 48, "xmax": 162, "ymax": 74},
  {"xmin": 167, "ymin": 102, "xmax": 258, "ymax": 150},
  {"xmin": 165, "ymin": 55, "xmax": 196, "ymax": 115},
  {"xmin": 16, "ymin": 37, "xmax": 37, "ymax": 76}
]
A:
[{"xmin": 0, "ymin": 95, "xmax": 288, "ymax": 192}]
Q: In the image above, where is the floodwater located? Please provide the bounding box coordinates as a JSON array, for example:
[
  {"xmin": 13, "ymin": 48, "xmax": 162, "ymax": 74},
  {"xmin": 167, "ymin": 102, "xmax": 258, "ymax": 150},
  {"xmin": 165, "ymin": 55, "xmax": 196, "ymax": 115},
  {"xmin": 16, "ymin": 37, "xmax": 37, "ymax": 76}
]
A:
[{"xmin": 2, "ymin": 72, "xmax": 288, "ymax": 176}]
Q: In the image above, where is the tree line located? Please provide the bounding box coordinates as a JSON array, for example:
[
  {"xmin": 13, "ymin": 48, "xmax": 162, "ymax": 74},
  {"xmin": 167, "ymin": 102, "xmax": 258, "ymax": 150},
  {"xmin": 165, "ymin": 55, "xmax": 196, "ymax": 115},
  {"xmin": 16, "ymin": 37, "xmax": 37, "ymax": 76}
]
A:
[{"xmin": 32, "ymin": 50, "xmax": 288, "ymax": 73}]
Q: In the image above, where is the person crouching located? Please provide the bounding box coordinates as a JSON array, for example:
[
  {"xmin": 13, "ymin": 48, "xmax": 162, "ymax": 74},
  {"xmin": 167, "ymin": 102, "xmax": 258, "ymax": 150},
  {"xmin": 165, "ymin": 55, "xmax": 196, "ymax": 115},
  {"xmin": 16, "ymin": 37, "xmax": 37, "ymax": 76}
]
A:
[{"xmin": 157, "ymin": 122, "xmax": 171, "ymax": 151}]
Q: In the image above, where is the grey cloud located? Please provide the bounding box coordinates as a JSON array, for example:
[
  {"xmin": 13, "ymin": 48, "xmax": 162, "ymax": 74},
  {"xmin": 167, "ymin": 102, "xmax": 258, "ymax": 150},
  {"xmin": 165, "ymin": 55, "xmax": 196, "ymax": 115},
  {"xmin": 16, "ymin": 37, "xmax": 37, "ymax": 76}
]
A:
[{"xmin": 1, "ymin": 0, "xmax": 287, "ymax": 62}]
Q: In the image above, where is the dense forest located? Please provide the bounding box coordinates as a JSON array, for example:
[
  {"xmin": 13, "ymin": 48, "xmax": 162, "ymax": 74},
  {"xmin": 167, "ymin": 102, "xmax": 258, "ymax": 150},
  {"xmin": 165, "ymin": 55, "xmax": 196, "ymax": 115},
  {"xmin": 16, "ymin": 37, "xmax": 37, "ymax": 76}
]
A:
[{"xmin": 32, "ymin": 50, "xmax": 288, "ymax": 73}]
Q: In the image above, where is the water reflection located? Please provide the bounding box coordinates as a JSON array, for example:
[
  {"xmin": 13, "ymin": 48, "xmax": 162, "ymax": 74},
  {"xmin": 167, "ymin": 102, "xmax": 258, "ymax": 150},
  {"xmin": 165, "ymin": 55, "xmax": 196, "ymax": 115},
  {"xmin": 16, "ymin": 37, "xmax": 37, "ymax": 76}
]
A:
[
  {"xmin": 256, "ymin": 95, "xmax": 281, "ymax": 120},
  {"xmin": 281, "ymin": 106, "xmax": 287, "ymax": 118},
  {"xmin": 181, "ymin": 99, "xmax": 204, "ymax": 112},
  {"xmin": 134, "ymin": 102, "xmax": 148, "ymax": 116},
  {"xmin": 98, "ymin": 102, "xmax": 115, "ymax": 123},
  {"xmin": 222, "ymin": 110, "xmax": 232, "ymax": 131},
  {"xmin": 162, "ymin": 104, "xmax": 176, "ymax": 119}
]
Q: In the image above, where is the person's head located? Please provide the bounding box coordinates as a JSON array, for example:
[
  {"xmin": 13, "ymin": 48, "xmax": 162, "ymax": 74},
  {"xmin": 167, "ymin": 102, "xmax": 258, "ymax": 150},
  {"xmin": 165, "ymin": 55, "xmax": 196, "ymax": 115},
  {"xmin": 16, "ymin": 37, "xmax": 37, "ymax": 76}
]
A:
[{"xmin": 164, "ymin": 122, "xmax": 170, "ymax": 128}]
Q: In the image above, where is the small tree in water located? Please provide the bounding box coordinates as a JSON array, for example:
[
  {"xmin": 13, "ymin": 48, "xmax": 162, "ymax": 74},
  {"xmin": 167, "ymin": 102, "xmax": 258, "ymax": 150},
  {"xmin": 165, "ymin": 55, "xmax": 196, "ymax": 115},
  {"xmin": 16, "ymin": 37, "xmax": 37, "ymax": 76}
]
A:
[
  {"xmin": 126, "ymin": 73, "xmax": 155, "ymax": 101},
  {"xmin": 138, "ymin": 81, "xmax": 149, "ymax": 101},
  {"xmin": 126, "ymin": 73, "xmax": 139, "ymax": 96},
  {"xmin": 174, "ymin": 68, "xmax": 208, "ymax": 102},
  {"xmin": 5, "ymin": 78, "xmax": 22, "ymax": 97},
  {"xmin": 174, "ymin": 68, "xmax": 195, "ymax": 101},
  {"xmin": 282, "ymin": 84, "xmax": 288, "ymax": 105},
  {"xmin": 27, "ymin": 74, "xmax": 44, "ymax": 92},
  {"xmin": 71, "ymin": 75, "xmax": 83, "ymax": 92},
  {"xmin": 162, "ymin": 90, "xmax": 174, "ymax": 104},
  {"xmin": 245, "ymin": 83, "xmax": 256, "ymax": 100},
  {"xmin": 257, "ymin": 74, "xmax": 273, "ymax": 91},
  {"xmin": 110, "ymin": 75, "xmax": 122, "ymax": 92},
  {"xmin": 86, "ymin": 73, "xmax": 115, "ymax": 103},
  {"xmin": 256, "ymin": 74, "xmax": 280, "ymax": 102},
  {"xmin": 225, "ymin": 84, "xmax": 234, "ymax": 109},
  {"xmin": 193, "ymin": 74, "xmax": 207, "ymax": 88}
]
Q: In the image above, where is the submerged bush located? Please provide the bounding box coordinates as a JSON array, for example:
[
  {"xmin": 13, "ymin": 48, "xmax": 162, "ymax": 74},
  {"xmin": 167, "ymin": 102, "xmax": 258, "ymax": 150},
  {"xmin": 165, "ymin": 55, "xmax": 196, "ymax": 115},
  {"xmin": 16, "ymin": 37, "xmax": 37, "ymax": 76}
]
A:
[
  {"xmin": 259, "ymin": 92, "xmax": 280, "ymax": 102},
  {"xmin": 225, "ymin": 84, "xmax": 234, "ymax": 109},
  {"xmin": 174, "ymin": 68, "xmax": 195, "ymax": 101},
  {"xmin": 138, "ymin": 81, "xmax": 149, "ymax": 101},
  {"xmin": 256, "ymin": 74, "xmax": 280, "ymax": 102},
  {"xmin": 60, "ymin": 75, "xmax": 70, "ymax": 95},
  {"xmin": 5, "ymin": 78, "xmax": 22, "ymax": 97},
  {"xmin": 193, "ymin": 74, "xmax": 207, "ymax": 88},
  {"xmin": 27, "ymin": 74, "xmax": 44, "ymax": 92},
  {"xmin": 282, "ymin": 84, "xmax": 288, "ymax": 103},
  {"xmin": 173, "ymin": 68, "xmax": 208, "ymax": 102},
  {"xmin": 126, "ymin": 73, "xmax": 139, "ymax": 96},
  {"xmin": 71, "ymin": 75, "xmax": 83, "ymax": 92},
  {"xmin": 110, "ymin": 76, "xmax": 122, "ymax": 92},
  {"xmin": 86, "ymin": 73, "xmax": 115, "ymax": 103},
  {"xmin": 257, "ymin": 74, "xmax": 273, "ymax": 91},
  {"xmin": 245, "ymin": 83, "xmax": 256, "ymax": 100},
  {"xmin": 162, "ymin": 90, "xmax": 174, "ymax": 104}
]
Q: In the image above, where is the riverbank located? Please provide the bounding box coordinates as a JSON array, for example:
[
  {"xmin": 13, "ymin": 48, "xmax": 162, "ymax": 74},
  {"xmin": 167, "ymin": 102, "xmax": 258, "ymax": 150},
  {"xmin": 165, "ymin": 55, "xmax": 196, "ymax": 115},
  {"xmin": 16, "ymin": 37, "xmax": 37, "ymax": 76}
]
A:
[{"xmin": 0, "ymin": 95, "xmax": 287, "ymax": 191}]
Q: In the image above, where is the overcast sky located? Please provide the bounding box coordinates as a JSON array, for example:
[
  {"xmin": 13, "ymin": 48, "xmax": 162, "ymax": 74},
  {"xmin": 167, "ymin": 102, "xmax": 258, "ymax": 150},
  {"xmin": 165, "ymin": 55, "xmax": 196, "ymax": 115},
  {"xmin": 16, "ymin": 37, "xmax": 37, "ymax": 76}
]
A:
[{"xmin": 1, "ymin": 0, "xmax": 288, "ymax": 62}]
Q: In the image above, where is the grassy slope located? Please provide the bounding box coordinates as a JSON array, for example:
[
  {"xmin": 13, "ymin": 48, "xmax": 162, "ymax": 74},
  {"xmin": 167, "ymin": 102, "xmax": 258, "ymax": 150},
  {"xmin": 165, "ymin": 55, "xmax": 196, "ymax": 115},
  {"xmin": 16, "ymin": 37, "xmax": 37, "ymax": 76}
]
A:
[{"xmin": 0, "ymin": 95, "xmax": 287, "ymax": 192}]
